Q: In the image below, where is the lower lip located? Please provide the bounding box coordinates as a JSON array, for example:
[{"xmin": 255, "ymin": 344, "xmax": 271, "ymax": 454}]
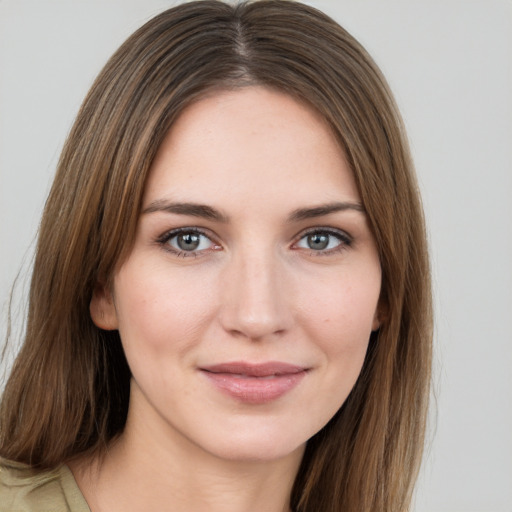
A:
[{"xmin": 201, "ymin": 371, "xmax": 307, "ymax": 404}]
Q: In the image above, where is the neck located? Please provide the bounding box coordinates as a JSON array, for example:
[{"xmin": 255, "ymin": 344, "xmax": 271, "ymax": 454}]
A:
[{"xmin": 70, "ymin": 389, "xmax": 304, "ymax": 512}]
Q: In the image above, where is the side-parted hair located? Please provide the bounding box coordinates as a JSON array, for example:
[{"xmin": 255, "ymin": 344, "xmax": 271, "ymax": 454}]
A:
[{"xmin": 0, "ymin": 2, "xmax": 432, "ymax": 511}]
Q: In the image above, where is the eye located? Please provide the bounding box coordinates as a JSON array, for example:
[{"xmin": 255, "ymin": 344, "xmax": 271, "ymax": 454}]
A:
[
  {"xmin": 294, "ymin": 229, "xmax": 352, "ymax": 253},
  {"xmin": 157, "ymin": 228, "xmax": 220, "ymax": 256}
]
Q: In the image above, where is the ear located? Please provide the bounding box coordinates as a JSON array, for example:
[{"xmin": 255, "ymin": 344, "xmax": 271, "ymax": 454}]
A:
[
  {"xmin": 371, "ymin": 301, "xmax": 388, "ymax": 332},
  {"xmin": 90, "ymin": 284, "xmax": 118, "ymax": 330},
  {"xmin": 371, "ymin": 311, "xmax": 381, "ymax": 332}
]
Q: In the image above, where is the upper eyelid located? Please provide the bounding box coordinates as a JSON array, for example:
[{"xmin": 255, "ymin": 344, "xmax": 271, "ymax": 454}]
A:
[
  {"xmin": 157, "ymin": 226, "xmax": 216, "ymax": 243},
  {"xmin": 155, "ymin": 226, "xmax": 352, "ymax": 250},
  {"xmin": 156, "ymin": 227, "xmax": 220, "ymax": 257},
  {"xmin": 293, "ymin": 226, "xmax": 352, "ymax": 242}
]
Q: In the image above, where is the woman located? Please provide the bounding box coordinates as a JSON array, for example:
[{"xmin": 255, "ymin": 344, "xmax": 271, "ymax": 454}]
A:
[{"xmin": 0, "ymin": 1, "xmax": 432, "ymax": 511}]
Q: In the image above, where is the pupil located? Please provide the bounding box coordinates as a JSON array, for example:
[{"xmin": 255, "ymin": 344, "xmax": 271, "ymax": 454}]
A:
[
  {"xmin": 308, "ymin": 233, "xmax": 329, "ymax": 250},
  {"xmin": 178, "ymin": 233, "xmax": 200, "ymax": 251}
]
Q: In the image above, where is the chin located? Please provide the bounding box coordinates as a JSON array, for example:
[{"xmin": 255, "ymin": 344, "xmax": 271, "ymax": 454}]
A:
[
  {"xmin": 184, "ymin": 415, "xmax": 313, "ymax": 464},
  {"xmin": 207, "ymin": 437, "xmax": 306, "ymax": 464}
]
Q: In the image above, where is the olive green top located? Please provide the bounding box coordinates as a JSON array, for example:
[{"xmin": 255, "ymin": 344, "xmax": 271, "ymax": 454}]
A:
[{"xmin": 0, "ymin": 459, "xmax": 90, "ymax": 512}]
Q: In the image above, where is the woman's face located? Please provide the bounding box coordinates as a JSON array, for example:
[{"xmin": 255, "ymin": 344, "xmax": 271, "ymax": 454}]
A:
[{"xmin": 92, "ymin": 86, "xmax": 381, "ymax": 463}]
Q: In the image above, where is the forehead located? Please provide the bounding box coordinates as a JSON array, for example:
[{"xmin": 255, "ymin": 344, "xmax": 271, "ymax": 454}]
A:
[{"xmin": 144, "ymin": 86, "xmax": 360, "ymax": 212}]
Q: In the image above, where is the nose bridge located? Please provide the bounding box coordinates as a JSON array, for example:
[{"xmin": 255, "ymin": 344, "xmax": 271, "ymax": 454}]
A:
[{"xmin": 220, "ymin": 242, "xmax": 291, "ymax": 340}]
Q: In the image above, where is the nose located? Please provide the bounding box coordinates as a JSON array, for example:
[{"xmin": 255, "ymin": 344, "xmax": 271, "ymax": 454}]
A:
[{"xmin": 218, "ymin": 248, "xmax": 293, "ymax": 341}]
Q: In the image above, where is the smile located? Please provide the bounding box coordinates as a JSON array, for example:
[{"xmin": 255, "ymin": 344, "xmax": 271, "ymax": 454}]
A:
[{"xmin": 200, "ymin": 362, "xmax": 308, "ymax": 404}]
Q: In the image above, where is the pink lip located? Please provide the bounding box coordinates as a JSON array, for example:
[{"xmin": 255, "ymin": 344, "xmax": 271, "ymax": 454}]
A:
[{"xmin": 200, "ymin": 362, "xmax": 308, "ymax": 404}]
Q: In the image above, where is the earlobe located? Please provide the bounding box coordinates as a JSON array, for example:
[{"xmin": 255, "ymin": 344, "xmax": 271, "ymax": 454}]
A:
[{"xmin": 90, "ymin": 285, "xmax": 118, "ymax": 330}]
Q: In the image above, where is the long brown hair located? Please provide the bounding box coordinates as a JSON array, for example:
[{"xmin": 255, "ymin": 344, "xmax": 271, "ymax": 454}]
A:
[{"xmin": 0, "ymin": 1, "xmax": 432, "ymax": 511}]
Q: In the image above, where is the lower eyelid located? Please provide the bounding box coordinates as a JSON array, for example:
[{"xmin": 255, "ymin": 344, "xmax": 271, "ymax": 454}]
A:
[
  {"xmin": 295, "ymin": 230, "xmax": 352, "ymax": 249},
  {"xmin": 156, "ymin": 228, "xmax": 220, "ymax": 253},
  {"xmin": 156, "ymin": 227, "xmax": 352, "ymax": 257}
]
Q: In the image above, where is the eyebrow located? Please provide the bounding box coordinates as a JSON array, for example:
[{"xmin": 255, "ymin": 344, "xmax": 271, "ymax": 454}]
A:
[
  {"xmin": 142, "ymin": 199, "xmax": 364, "ymax": 223},
  {"xmin": 288, "ymin": 201, "xmax": 365, "ymax": 222},
  {"xmin": 142, "ymin": 200, "xmax": 229, "ymax": 222}
]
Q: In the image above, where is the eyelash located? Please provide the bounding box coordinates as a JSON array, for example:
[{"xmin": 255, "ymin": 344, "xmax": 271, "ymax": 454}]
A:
[
  {"xmin": 155, "ymin": 227, "xmax": 353, "ymax": 257},
  {"xmin": 294, "ymin": 228, "xmax": 353, "ymax": 256},
  {"xmin": 156, "ymin": 227, "xmax": 219, "ymax": 258}
]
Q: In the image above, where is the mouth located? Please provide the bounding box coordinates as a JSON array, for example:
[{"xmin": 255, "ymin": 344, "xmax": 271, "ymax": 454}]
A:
[{"xmin": 199, "ymin": 361, "xmax": 308, "ymax": 404}]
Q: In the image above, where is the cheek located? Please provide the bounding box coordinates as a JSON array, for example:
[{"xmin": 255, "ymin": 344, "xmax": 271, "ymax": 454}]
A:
[
  {"xmin": 302, "ymin": 270, "xmax": 379, "ymax": 327},
  {"xmin": 113, "ymin": 262, "xmax": 218, "ymax": 355},
  {"xmin": 297, "ymin": 269, "xmax": 380, "ymax": 366}
]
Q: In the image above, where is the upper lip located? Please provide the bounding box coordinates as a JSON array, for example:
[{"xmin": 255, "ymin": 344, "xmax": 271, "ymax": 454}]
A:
[{"xmin": 200, "ymin": 361, "xmax": 307, "ymax": 377}]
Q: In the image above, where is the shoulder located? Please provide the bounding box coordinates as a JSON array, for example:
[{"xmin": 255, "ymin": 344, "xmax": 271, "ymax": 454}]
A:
[{"xmin": 0, "ymin": 458, "xmax": 90, "ymax": 512}]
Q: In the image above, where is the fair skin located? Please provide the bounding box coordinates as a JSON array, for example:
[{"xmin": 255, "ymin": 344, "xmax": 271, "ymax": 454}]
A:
[{"xmin": 73, "ymin": 86, "xmax": 382, "ymax": 512}]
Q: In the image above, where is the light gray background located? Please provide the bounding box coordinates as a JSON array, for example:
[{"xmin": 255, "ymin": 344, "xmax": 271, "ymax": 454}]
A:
[{"xmin": 1, "ymin": 1, "xmax": 511, "ymax": 511}]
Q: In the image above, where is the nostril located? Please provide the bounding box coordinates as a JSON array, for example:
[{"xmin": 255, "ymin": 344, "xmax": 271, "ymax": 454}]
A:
[{"xmin": 218, "ymin": 257, "xmax": 293, "ymax": 339}]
